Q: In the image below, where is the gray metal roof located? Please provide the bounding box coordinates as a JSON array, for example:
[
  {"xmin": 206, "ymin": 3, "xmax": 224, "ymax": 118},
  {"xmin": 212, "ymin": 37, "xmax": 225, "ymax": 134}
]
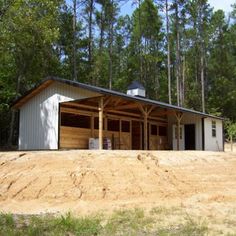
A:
[{"xmin": 12, "ymin": 76, "xmax": 224, "ymax": 120}]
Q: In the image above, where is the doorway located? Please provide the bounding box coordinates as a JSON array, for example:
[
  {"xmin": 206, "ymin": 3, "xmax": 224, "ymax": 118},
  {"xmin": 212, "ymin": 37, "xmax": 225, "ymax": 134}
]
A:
[
  {"xmin": 132, "ymin": 121, "xmax": 141, "ymax": 150},
  {"xmin": 184, "ymin": 124, "xmax": 196, "ymax": 150},
  {"xmin": 172, "ymin": 125, "xmax": 185, "ymax": 150}
]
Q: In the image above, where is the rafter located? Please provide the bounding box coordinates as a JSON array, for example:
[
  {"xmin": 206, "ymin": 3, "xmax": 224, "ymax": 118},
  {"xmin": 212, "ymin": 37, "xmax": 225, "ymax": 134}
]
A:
[
  {"xmin": 62, "ymin": 102, "xmax": 98, "ymax": 110},
  {"xmin": 103, "ymin": 96, "xmax": 112, "ymax": 108},
  {"xmin": 107, "ymin": 102, "xmax": 139, "ymax": 111}
]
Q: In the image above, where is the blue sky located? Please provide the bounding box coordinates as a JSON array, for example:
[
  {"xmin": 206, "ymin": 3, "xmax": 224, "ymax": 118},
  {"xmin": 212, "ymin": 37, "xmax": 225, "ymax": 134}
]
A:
[
  {"xmin": 120, "ymin": 0, "xmax": 235, "ymax": 15},
  {"xmin": 208, "ymin": 0, "xmax": 235, "ymax": 12}
]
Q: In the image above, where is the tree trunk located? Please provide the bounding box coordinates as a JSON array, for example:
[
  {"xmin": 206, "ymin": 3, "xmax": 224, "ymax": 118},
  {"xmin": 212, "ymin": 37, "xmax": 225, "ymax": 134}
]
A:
[
  {"xmin": 182, "ymin": 54, "xmax": 185, "ymax": 106},
  {"xmin": 144, "ymin": 38, "xmax": 148, "ymax": 92},
  {"xmin": 138, "ymin": 0, "xmax": 143, "ymax": 83},
  {"xmin": 8, "ymin": 111, "xmax": 16, "ymax": 147},
  {"xmin": 88, "ymin": 0, "xmax": 94, "ymax": 83},
  {"xmin": 108, "ymin": 41, "xmax": 113, "ymax": 90},
  {"xmin": 108, "ymin": 1, "xmax": 114, "ymax": 89},
  {"xmin": 73, "ymin": 0, "xmax": 77, "ymax": 81},
  {"xmin": 8, "ymin": 75, "xmax": 21, "ymax": 147},
  {"xmin": 199, "ymin": 5, "xmax": 205, "ymax": 113},
  {"xmin": 175, "ymin": 2, "xmax": 181, "ymax": 107},
  {"xmin": 99, "ymin": 9, "xmax": 105, "ymax": 51},
  {"xmin": 200, "ymin": 52, "xmax": 205, "ymax": 112},
  {"xmin": 155, "ymin": 62, "xmax": 160, "ymax": 99},
  {"xmin": 166, "ymin": 0, "xmax": 172, "ymax": 104},
  {"xmin": 108, "ymin": 0, "xmax": 114, "ymax": 89}
]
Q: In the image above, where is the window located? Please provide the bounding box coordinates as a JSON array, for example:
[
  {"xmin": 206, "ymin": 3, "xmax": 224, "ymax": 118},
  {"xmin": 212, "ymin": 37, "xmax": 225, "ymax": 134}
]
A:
[
  {"xmin": 159, "ymin": 126, "xmax": 167, "ymax": 136},
  {"xmin": 107, "ymin": 119, "xmax": 120, "ymax": 131},
  {"xmin": 122, "ymin": 121, "xmax": 130, "ymax": 132},
  {"xmin": 94, "ymin": 117, "xmax": 105, "ymax": 130},
  {"xmin": 61, "ymin": 113, "xmax": 90, "ymax": 128},
  {"xmin": 212, "ymin": 121, "xmax": 216, "ymax": 137},
  {"xmin": 151, "ymin": 125, "xmax": 157, "ymax": 135},
  {"xmin": 94, "ymin": 117, "xmax": 99, "ymax": 129}
]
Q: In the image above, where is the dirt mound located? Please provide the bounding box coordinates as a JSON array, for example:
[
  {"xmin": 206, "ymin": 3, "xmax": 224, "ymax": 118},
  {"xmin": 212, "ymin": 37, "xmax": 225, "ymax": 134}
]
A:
[{"xmin": 0, "ymin": 150, "xmax": 236, "ymax": 218}]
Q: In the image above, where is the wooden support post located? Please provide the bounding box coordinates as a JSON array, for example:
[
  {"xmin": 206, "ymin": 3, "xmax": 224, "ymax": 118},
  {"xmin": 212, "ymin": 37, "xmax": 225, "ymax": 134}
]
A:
[
  {"xmin": 91, "ymin": 114, "xmax": 94, "ymax": 138},
  {"xmin": 99, "ymin": 97, "xmax": 104, "ymax": 150},
  {"xmin": 144, "ymin": 110, "xmax": 148, "ymax": 150},
  {"xmin": 138, "ymin": 105, "xmax": 154, "ymax": 150},
  {"xmin": 130, "ymin": 120, "xmax": 132, "ymax": 150},
  {"xmin": 177, "ymin": 118, "xmax": 180, "ymax": 151},
  {"xmin": 175, "ymin": 112, "xmax": 183, "ymax": 151},
  {"xmin": 119, "ymin": 119, "xmax": 122, "ymax": 149},
  {"xmin": 104, "ymin": 115, "xmax": 107, "ymax": 131}
]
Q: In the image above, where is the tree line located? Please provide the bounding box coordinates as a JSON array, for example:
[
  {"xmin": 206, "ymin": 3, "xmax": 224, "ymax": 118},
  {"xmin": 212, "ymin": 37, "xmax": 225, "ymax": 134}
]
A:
[{"xmin": 1, "ymin": 0, "xmax": 236, "ymax": 147}]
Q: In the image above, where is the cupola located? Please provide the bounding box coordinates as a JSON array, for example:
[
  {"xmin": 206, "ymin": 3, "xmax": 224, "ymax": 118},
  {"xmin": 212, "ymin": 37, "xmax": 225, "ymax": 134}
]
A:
[{"xmin": 127, "ymin": 81, "xmax": 146, "ymax": 97}]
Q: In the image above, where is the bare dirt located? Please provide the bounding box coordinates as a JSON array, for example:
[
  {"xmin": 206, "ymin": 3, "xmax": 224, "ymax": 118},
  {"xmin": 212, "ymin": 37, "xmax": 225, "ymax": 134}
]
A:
[{"xmin": 0, "ymin": 148, "xmax": 236, "ymax": 233}]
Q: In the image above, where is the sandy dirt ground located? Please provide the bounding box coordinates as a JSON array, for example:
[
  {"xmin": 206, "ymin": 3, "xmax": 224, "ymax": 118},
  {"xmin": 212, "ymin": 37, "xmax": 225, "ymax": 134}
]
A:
[
  {"xmin": 0, "ymin": 149, "xmax": 236, "ymax": 234},
  {"xmin": 225, "ymin": 142, "xmax": 236, "ymax": 152}
]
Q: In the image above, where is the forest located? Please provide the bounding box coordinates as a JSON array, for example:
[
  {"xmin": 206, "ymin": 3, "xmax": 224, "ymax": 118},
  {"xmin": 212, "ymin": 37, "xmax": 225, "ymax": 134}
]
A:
[{"xmin": 0, "ymin": 0, "xmax": 236, "ymax": 147}]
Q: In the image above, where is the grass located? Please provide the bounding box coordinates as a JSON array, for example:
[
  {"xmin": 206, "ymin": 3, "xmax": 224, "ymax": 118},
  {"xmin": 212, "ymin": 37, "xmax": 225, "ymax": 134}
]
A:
[
  {"xmin": 156, "ymin": 218, "xmax": 208, "ymax": 236},
  {"xmin": 102, "ymin": 208, "xmax": 154, "ymax": 235},
  {"xmin": 150, "ymin": 206, "xmax": 181, "ymax": 216},
  {"xmin": 0, "ymin": 208, "xmax": 210, "ymax": 236},
  {"xmin": 0, "ymin": 213, "xmax": 102, "ymax": 236}
]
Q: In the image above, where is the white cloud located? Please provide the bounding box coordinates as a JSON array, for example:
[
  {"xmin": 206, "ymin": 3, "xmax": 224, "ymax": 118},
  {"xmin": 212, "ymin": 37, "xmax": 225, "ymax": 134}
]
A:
[{"xmin": 208, "ymin": 0, "xmax": 235, "ymax": 13}]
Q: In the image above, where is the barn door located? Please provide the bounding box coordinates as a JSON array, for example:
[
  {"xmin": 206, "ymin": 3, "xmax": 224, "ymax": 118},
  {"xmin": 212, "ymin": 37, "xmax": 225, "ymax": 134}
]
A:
[
  {"xmin": 132, "ymin": 121, "xmax": 141, "ymax": 150},
  {"xmin": 184, "ymin": 124, "xmax": 196, "ymax": 150},
  {"xmin": 172, "ymin": 125, "xmax": 185, "ymax": 150}
]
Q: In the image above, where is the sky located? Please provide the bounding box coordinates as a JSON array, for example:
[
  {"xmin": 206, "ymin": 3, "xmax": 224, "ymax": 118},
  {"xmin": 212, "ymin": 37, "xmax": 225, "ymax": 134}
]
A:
[
  {"xmin": 120, "ymin": 0, "xmax": 236, "ymax": 16},
  {"xmin": 208, "ymin": 0, "xmax": 235, "ymax": 12}
]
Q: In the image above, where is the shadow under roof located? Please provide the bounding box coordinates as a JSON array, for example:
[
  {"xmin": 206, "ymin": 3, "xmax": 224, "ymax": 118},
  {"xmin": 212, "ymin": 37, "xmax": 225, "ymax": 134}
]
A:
[{"xmin": 12, "ymin": 76, "xmax": 224, "ymax": 120}]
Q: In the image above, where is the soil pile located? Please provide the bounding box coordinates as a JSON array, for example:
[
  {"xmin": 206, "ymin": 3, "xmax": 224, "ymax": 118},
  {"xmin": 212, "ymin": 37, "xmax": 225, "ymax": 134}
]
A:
[{"xmin": 0, "ymin": 150, "xmax": 236, "ymax": 218}]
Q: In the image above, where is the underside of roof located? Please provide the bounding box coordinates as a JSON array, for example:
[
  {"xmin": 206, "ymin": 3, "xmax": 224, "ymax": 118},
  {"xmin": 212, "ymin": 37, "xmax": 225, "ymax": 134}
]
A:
[{"xmin": 11, "ymin": 76, "xmax": 224, "ymax": 120}]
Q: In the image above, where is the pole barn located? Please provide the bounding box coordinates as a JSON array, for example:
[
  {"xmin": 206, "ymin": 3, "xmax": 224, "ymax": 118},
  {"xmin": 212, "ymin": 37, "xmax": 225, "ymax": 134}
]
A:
[{"xmin": 12, "ymin": 77, "xmax": 224, "ymax": 151}]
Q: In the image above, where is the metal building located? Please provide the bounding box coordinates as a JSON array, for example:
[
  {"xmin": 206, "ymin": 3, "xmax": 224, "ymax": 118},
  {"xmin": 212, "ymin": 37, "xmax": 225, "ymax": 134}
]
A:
[{"xmin": 12, "ymin": 77, "xmax": 224, "ymax": 151}]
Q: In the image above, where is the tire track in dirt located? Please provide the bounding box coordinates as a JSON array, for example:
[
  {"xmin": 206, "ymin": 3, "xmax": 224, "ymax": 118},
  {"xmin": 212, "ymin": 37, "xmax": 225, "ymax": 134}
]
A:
[
  {"xmin": 12, "ymin": 177, "xmax": 39, "ymax": 198},
  {"xmin": 0, "ymin": 153, "xmax": 26, "ymax": 166},
  {"xmin": 7, "ymin": 174, "xmax": 23, "ymax": 191},
  {"xmin": 36, "ymin": 177, "xmax": 52, "ymax": 198},
  {"xmin": 69, "ymin": 171, "xmax": 86, "ymax": 199},
  {"xmin": 0, "ymin": 150, "xmax": 236, "ymax": 217}
]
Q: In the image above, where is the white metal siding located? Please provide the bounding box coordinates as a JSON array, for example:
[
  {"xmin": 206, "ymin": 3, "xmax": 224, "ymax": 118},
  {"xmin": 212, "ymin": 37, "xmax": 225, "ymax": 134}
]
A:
[
  {"xmin": 172, "ymin": 125, "xmax": 185, "ymax": 150},
  {"xmin": 168, "ymin": 113, "xmax": 203, "ymax": 150},
  {"xmin": 19, "ymin": 82, "xmax": 99, "ymax": 150},
  {"xmin": 204, "ymin": 118, "xmax": 223, "ymax": 151}
]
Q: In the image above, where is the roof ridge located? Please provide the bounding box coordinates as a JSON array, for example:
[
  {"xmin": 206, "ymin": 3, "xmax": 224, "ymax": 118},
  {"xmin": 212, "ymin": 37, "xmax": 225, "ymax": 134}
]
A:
[{"xmin": 11, "ymin": 76, "xmax": 224, "ymax": 120}]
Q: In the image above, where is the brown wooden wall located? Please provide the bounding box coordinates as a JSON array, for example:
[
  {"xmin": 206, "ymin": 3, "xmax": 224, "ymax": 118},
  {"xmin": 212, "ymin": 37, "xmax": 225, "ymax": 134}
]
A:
[
  {"xmin": 60, "ymin": 127, "xmax": 131, "ymax": 150},
  {"xmin": 60, "ymin": 126, "xmax": 91, "ymax": 149},
  {"xmin": 59, "ymin": 105, "xmax": 168, "ymax": 150}
]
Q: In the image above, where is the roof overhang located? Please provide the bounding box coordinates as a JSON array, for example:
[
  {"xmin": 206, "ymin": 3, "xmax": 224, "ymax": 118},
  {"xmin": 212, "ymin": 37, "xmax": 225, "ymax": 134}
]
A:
[{"xmin": 11, "ymin": 76, "xmax": 224, "ymax": 121}]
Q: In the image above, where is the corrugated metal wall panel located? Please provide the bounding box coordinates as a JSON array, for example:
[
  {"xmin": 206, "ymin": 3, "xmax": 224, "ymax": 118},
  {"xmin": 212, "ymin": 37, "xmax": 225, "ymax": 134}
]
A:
[
  {"xmin": 168, "ymin": 113, "xmax": 203, "ymax": 150},
  {"xmin": 19, "ymin": 82, "xmax": 99, "ymax": 150},
  {"xmin": 204, "ymin": 118, "xmax": 223, "ymax": 151}
]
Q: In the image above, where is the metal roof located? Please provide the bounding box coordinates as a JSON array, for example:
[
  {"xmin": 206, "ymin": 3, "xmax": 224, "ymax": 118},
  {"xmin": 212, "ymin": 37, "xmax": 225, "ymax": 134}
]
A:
[{"xmin": 12, "ymin": 76, "xmax": 224, "ymax": 120}]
